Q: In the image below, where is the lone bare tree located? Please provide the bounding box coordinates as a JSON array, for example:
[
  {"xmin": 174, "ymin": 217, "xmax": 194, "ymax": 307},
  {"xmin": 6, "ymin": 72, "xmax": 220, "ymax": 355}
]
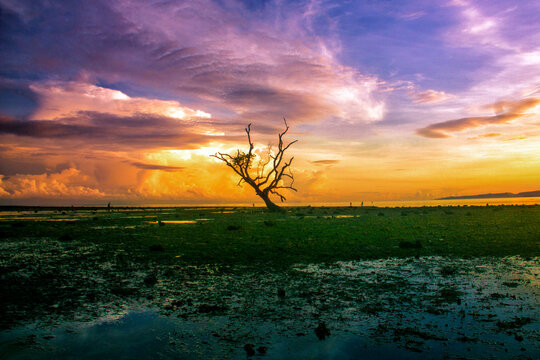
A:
[{"xmin": 212, "ymin": 119, "xmax": 297, "ymax": 211}]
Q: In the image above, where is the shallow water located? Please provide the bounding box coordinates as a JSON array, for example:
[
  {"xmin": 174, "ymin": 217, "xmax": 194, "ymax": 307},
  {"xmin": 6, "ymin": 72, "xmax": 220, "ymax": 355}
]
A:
[
  {"xmin": 1, "ymin": 257, "xmax": 538, "ymax": 359},
  {"xmin": 127, "ymin": 196, "xmax": 540, "ymax": 208},
  {"xmin": 147, "ymin": 219, "xmax": 213, "ymax": 224},
  {"xmin": 91, "ymin": 225, "xmax": 137, "ymax": 229},
  {"xmin": 0, "ymin": 217, "xmax": 80, "ymax": 221}
]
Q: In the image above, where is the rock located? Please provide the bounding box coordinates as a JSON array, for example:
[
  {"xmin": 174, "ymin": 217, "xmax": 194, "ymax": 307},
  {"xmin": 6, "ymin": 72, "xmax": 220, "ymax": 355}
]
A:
[
  {"xmin": 257, "ymin": 346, "xmax": 267, "ymax": 354},
  {"xmin": 148, "ymin": 244, "xmax": 165, "ymax": 252},
  {"xmin": 398, "ymin": 240, "xmax": 422, "ymax": 249},
  {"xmin": 171, "ymin": 299, "xmax": 184, "ymax": 307},
  {"xmin": 144, "ymin": 273, "xmax": 158, "ymax": 286},
  {"xmin": 277, "ymin": 288, "xmax": 286, "ymax": 299},
  {"xmin": 314, "ymin": 322, "xmax": 330, "ymax": 340},
  {"xmin": 244, "ymin": 344, "xmax": 255, "ymax": 356},
  {"xmin": 439, "ymin": 265, "xmax": 458, "ymax": 276},
  {"xmin": 437, "ymin": 287, "xmax": 462, "ymax": 304},
  {"xmin": 264, "ymin": 220, "xmax": 275, "ymax": 226},
  {"xmin": 110, "ymin": 287, "xmax": 133, "ymax": 298},
  {"xmin": 198, "ymin": 304, "xmax": 227, "ymax": 314},
  {"xmin": 496, "ymin": 317, "xmax": 533, "ymax": 330},
  {"xmin": 227, "ymin": 225, "xmax": 241, "ymax": 230},
  {"xmin": 59, "ymin": 234, "xmax": 73, "ymax": 242}
]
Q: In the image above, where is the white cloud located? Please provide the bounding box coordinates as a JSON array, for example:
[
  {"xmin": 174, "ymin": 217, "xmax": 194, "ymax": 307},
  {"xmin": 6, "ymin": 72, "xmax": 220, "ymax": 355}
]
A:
[{"xmin": 30, "ymin": 81, "xmax": 211, "ymax": 121}]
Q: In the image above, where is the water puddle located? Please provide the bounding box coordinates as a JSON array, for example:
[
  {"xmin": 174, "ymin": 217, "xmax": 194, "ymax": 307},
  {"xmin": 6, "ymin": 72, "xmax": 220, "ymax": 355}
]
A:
[
  {"xmin": 294, "ymin": 214, "xmax": 357, "ymax": 219},
  {"xmin": 148, "ymin": 219, "xmax": 213, "ymax": 224},
  {"xmin": 124, "ymin": 215, "xmax": 159, "ymax": 219},
  {"xmin": 91, "ymin": 225, "xmax": 137, "ymax": 230},
  {"xmin": 0, "ymin": 217, "xmax": 81, "ymax": 221},
  {"xmin": 0, "ymin": 310, "xmax": 178, "ymax": 360},
  {"xmin": 1, "ymin": 257, "xmax": 538, "ymax": 359}
]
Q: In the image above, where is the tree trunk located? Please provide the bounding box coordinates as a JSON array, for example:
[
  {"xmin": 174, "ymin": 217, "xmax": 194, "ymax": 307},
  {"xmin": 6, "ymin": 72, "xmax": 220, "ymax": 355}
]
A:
[{"xmin": 258, "ymin": 192, "xmax": 283, "ymax": 212}]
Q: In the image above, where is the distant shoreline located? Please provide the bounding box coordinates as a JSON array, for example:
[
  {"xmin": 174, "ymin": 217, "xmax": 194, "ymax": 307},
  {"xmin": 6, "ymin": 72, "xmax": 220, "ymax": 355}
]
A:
[{"xmin": 438, "ymin": 190, "xmax": 540, "ymax": 200}]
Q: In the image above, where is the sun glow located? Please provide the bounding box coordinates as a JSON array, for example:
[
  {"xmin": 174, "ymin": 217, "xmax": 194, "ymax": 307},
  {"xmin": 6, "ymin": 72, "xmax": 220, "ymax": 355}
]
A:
[
  {"xmin": 167, "ymin": 107, "xmax": 186, "ymax": 119},
  {"xmin": 147, "ymin": 145, "xmax": 229, "ymax": 162}
]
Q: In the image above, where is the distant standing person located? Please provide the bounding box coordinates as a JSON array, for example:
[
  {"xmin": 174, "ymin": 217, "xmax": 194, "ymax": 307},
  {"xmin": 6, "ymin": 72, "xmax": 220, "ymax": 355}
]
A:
[{"xmin": 107, "ymin": 202, "xmax": 111, "ymax": 212}]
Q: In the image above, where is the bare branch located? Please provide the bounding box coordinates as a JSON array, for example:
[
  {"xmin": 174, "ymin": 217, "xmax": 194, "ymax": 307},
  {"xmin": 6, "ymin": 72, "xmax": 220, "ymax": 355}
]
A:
[{"xmin": 211, "ymin": 119, "xmax": 297, "ymax": 211}]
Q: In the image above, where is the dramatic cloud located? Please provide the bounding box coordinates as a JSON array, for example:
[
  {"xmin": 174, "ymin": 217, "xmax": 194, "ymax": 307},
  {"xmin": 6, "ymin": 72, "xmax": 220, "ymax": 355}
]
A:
[
  {"xmin": 0, "ymin": 168, "xmax": 104, "ymax": 199},
  {"xmin": 417, "ymin": 98, "xmax": 540, "ymax": 138},
  {"xmin": 1, "ymin": 1, "xmax": 540, "ymax": 203},
  {"xmin": 1, "ymin": 0, "xmax": 384, "ymax": 126},
  {"xmin": 29, "ymin": 81, "xmax": 212, "ymax": 121},
  {"xmin": 0, "ymin": 112, "xmax": 213, "ymax": 149}
]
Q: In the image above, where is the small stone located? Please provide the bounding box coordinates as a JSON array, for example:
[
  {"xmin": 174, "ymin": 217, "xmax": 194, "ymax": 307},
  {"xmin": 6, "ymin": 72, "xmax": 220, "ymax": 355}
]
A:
[
  {"xmin": 59, "ymin": 234, "xmax": 73, "ymax": 242},
  {"xmin": 314, "ymin": 322, "xmax": 330, "ymax": 340},
  {"xmin": 244, "ymin": 344, "xmax": 255, "ymax": 356},
  {"xmin": 148, "ymin": 244, "xmax": 165, "ymax": 252},
  {"xmin": 144, "ymin": 273, "xmax": 158, "ymax": 285},
  {"xmin": 398, "ymin": 240, "xmax": 422, "ymax": 249}
]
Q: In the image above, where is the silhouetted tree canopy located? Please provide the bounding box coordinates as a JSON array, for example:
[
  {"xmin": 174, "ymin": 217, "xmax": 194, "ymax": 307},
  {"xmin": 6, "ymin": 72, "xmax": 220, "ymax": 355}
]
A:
[{"xmin": 212, "ymin": 119, "xmax": 297, "ymax": 211}]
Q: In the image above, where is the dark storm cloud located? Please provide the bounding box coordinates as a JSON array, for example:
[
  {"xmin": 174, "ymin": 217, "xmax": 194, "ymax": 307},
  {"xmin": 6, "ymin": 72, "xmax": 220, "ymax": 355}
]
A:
[
  {"xmin": 129, "ymin": 161, "xmax": 184, "ymax": 171},
  {"xmin": 0, "ymin": 112, "xmax": 213, "ymax": 149},
  {"xmin": 311, "ymin": 159, "xmax": 340, "ymax": 165},
  {"xmin": 0, "ymin": 78, "xmax": 39, "ymax": 118},
  {"xmin": 0, "ymin": 115, "xmax": 101, "ymax": 138}
]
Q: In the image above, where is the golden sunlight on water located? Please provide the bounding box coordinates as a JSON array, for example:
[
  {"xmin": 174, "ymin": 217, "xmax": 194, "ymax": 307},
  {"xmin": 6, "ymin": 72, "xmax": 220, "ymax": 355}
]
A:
[
  {"xmin": 136, "ymin": 197, "xmax": 540, "ymax": 208},
  {"xmin": 147, "ymin": 219, "xmax": 213, "ymax": 224}
]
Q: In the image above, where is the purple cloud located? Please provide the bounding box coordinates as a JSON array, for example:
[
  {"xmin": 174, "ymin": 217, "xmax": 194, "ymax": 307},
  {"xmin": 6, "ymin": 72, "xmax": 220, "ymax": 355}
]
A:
[
  {"xmin": 129, "ymin": 161, "xmax": 183, "ymax": 172},
  {"xmin": 1, "ymin": 0, "xmax": 383, "ymax": 126}
]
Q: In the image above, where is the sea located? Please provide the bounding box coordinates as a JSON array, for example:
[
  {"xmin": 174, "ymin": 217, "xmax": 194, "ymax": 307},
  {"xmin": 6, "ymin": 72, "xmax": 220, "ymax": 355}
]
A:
[{"xmin": 127, "ymin": 197, "xmax": 540, "ymax": 208}]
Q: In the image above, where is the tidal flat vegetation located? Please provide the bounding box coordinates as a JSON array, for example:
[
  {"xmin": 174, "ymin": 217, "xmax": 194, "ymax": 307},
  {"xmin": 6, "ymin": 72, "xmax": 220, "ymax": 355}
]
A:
[{"xmin": 0, "ymin": 205, "xmax": 538, "ymax": 359}]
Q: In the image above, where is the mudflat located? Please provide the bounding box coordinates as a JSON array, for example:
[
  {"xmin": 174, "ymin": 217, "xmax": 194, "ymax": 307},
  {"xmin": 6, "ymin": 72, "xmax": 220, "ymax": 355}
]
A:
[{"xmin": 1, "ymin": 205, "xmax": 538, "ymax": 359}]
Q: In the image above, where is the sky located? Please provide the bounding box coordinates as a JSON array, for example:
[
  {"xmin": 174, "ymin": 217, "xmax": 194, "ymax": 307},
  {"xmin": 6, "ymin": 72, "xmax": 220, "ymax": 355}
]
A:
[{"xmin": 0, "ymin": 0, "xmax": 539, "ymax": 205}]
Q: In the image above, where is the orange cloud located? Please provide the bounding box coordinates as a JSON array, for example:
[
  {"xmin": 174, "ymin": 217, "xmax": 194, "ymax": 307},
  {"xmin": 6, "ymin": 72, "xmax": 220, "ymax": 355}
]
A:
[
  {"xmin": 409, "ymin": 89, "xmax": 454, "ymax": 104},
  {"xmin": 0, "ymin": 168, "xmax": 104, "ymax": 199},
  {"xmin": 467, "ymin": 132, "xmax": 501, "ymax": 140},
  {"xmin": 417, "ymin": 97, "xmax": 540, "ymax": 138}
]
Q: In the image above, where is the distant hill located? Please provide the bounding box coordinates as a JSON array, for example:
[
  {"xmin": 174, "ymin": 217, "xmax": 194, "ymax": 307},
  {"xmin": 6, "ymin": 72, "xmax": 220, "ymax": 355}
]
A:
[{"xmin": 438, "ymin": 190, "xmax": 540, "ymax": 200}]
